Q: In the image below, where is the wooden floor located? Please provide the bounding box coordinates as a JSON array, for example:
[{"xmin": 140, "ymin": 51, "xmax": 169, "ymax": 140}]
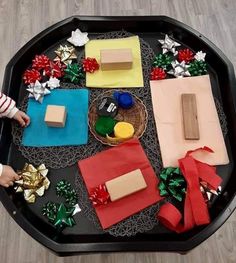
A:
[{"xmin": 0, "ymin": 0, "xmax": 236, "ymax": 262}]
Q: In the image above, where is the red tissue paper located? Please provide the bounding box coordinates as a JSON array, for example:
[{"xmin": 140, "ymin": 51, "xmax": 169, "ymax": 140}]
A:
[{"xmin": 78, "ymin": 138, "xmax": 161, "ymax": 229}]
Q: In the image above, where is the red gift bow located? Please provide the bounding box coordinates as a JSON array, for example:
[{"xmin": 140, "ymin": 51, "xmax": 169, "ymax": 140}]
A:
[
  {"xmin": 157, "ymin": 146, "xmax": 222, "ymax": 233},
  {"xmin": 82, "ymin": 57, "xmax": 99, "ymax": 73},
  {"xmin": 89, "ymin": 184, "xmax": 110, "ymax": 207}
]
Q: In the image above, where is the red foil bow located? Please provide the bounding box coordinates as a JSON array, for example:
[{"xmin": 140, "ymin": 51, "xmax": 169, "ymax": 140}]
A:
[
  {"xmin": 32, "ymin": 55, "xmax": 51, "ymax": 70},
  {"xmin": 150, "ymin": 67, "xmax": 167, "ymax": 80},
  {"xmin": 157, "ymin": 146, "xmax": 222, "ymax": 233},
  {"xmin": 44, "ymin": 61, "xmax": 65, "ymax": 78},
  {"xmin": 82, "ymin": 57, "xmax": 99, "ymax": 73},
  {"xmin": 89, "ymin": 184, "xmax": 110, "ymax": 207},
  {"xmin": 178, "ymin": 48, "xmax": 194, "ymax": 63},
  {"xmin": 23, "ymin": 69, "xmax": 41, "ymax": 84}
]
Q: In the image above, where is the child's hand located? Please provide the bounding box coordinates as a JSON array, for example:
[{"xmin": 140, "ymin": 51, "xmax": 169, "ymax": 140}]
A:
[
  {"xmin": 0, "ymin": 165, "xmax": 19, "ymax": 187},
  {"xmin": 13, "ymin": 110, "xmax": 30, "ymax": 127}
]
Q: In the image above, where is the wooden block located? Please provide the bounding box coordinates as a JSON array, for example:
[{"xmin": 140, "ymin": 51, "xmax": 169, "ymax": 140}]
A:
[
  {"xmin": 181, "ymin": 94, "xmax": 200, "ymax": 140},
  {"xmin": 100, "ymin": 48, "xmax": 133, "ymax": 71},
  {"xmin": 44, "ymin": 105, "xmax": 67, "ymax": 127},
  {"xmin": 105, "ymin": 169, "xmax": 147, "ymax": 202}
]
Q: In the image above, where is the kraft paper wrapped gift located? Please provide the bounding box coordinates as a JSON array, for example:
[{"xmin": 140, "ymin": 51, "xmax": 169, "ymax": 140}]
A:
[
  {"xmin": 150, "ymin": 75, "xmax": 229, "ymax": 167},
  {"xmin": 85, "ymin": 36, "xmax": 143, "ymax": 88},
  {"xmin": 78, "ymin": 138, "xmax": 161, "ymax": 229}
]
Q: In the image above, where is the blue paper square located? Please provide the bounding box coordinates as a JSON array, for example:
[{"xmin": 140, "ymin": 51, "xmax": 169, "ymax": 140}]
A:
[{"xmin": 22, "ymin": 89, "xmax": 89, "ymax": 147}]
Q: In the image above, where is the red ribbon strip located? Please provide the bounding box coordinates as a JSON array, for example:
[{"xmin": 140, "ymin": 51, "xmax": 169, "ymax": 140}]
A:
[{"xmin": 157, "ymin": 147, "xmax": 222, "ymax": 233}]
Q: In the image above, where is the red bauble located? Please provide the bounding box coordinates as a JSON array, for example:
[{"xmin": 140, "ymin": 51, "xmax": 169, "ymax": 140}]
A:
[
  {"xmin": 150, "ymin": 67, "xmax": 167, "ymax": 80},
  {"xmin": 23, "ymin": 69, "xmax": 41, "ymax": 84},
  {"xmin": 178, "ymin": 49, "xmax": 194, "ymax": 63},
  {"xmin": 82, "ymin": 57, "xmax": 99, "ymax": 73},
  {"xmin": 32, "ymin": 55, "xmax": 50, "ymax": 70},
  {"xmin": 89, "ymin": 184, "xmax": 110, "ymax": 207}
]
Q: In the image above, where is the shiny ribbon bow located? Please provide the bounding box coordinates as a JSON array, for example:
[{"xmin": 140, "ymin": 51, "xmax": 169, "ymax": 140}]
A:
[
  {"xmin": 42, "ymin": 202, "xmax": 75, "ymax": 228},
  {"xmin": 158, "ymin": 167, "xmax": 186, "ymax": 202},
  {"xmin": 157, "ymin": 147, "xmax": 222, "ymax": 233},
  {"xmin": 56, "ymin": 180, "xmax": 78, "ymax": 207},
  {"xmin": 54, "ymin": 45, "xmax": 77, "ymax": 65},
  {"xmin": 82, "ymin": 57, "xmax": 99, "ymax": 73},
  {"xmin": 15, "ymin": 163, "xmax": 50, "ymax": 203},
  {"xmin": 89, "ymin": 184, "xmax": 110, "ymax": 207}
]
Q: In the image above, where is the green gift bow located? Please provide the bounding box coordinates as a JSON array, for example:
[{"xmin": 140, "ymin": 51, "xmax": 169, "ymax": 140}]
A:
[{"xmin": 158, "ymin": 167, "xmax": 186, "ymax": 202}]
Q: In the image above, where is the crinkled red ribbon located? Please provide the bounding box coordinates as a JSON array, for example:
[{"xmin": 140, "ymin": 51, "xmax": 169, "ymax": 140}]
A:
[{"xmin": 157, "ymin": 146, "xmax": 222, "ymax": 233}]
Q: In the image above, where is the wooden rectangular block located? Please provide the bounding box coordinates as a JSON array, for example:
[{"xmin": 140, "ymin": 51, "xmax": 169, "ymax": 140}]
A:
[
  {"xmin": 105, "ymin": 169, "xmax": 147, "ymax": 202},
  {"xmin": 44, "ymin": 105, "xmax": 67, "ymax": 127},
  {"xmin": 100, "ymin": 48, "xmax": 133, "ymax": 71},
  {"xmin": 181, "ymin": 94, "xmax": 200, "ymax": 140}
]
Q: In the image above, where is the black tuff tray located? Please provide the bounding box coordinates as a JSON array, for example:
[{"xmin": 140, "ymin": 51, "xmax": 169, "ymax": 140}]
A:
[{"xmin": 1, "ymin": 16, "xmax": 236, "ymax": 255}]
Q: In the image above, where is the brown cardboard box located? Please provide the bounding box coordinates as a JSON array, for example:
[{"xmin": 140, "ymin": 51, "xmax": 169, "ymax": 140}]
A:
[
  {"xmin": 44, "ymin": 105, "xmax": 67, "ymax": 127},
  {"xmin": 105, "ymin": 169, "xmax": 147, "ymax": 202},
  {"xmin": 100, "ymin": 48, "xmax": 133, "ymax": 71}
]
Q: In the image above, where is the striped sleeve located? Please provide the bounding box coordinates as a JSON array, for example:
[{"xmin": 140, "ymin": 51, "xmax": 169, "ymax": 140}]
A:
[{"xmin": 0, "ymin": 92, "xmax": 18, "ymax": 118}]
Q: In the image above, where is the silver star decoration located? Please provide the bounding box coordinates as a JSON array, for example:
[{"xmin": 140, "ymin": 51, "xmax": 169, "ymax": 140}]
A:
[
  {"xmin": 194, "ymin": 51, "xmax": 206, "ymax": 61},
  {"xmin": 158, "ymin": 34, "xmax": 181, "ymax": 55},
  {"xmin": 27, "ymin": 80, "xmax": 51, "ymax": 103},
  {"xmin": 168, "ymin": 60, "xmax": 191, "ymax": 78},
  {"xmin": 47, "ymin": 76, "xmax": 60, "ymax": 90},
  {"xmin": 67, "ymin": 28, "xmax": 89, "ymax": 47}
]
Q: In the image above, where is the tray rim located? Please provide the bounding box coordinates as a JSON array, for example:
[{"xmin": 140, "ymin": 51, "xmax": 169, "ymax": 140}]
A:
[{"xmin": 1, "ymin": 15, "xmax": 236, "ymax": 255}]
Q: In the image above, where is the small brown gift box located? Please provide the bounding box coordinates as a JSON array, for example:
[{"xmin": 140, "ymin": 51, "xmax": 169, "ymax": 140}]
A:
[
  {"xmin": 44, "ymin": 105, "xmax": 67, "ymax": 127},
  {"xmin": 100, "ymin": 48, "xmax": 133, "ymax": 71},
  {"xmin": 105, "ymin": 169, "xmax": 147, "ymax": 202}
]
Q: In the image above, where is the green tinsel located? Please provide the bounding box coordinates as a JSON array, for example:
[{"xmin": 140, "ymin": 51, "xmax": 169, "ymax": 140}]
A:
[
  {"xmin": 64, "ymin": 63, "xmax": 85, "ymax": 84},
  {"xmin": 188, "ymin": 60, "xmax": 207, "ymax": 76},
  {"xmin": 152, "ymin": 53, "xmax": 173, "ymax": 70}
]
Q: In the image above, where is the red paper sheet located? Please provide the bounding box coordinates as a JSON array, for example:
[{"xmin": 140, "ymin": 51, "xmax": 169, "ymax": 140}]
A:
[{"xmin": 78, "ymin": 138, "xmax": 161, "ymax": 229}]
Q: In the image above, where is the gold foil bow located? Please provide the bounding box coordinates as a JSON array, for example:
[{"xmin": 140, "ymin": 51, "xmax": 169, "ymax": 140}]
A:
[
  {"xmin": 54, "ymin": 45, "xmax": 77, "ymax": 65},
  {"xmin": 14, "ymin": 163, "xmax": 50, "ymax": 203}
]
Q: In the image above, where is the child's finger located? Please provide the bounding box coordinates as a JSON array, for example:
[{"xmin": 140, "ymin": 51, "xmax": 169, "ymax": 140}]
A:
[
  {"xmin": 18, "ymin": 116, "xmax": 26, "ymax": 127},
  {"xmin": 21, "ymin": 112, "xmax": 30, "ymax": 126},
  {"xmin": 9, "ymin": 181, "xmax": 14, "ymax": 186},
  {"xmin": 13, "ymin": 173, "xmax": 20, "ymax": 180}
]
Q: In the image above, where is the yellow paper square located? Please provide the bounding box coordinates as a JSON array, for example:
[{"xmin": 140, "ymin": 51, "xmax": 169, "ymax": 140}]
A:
[{"xmin": 85, "ymin": 36, "xmax": 144, "ymax": 88}]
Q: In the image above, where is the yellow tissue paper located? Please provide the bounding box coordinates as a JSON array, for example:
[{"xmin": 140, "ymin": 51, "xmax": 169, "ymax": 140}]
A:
[{"xmin": 85, "ymin": 36, "xmax": 144, "ymax": 88}]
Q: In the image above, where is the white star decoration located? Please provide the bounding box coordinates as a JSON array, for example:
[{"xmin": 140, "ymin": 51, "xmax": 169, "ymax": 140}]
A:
[
  {"xmin": 47, "ymin": 77, "xmax": 60, "ymax": 90},
  {"xmin": 27, "ymin": 80, "xmax": 51, "ymax": 103},
  {"xmin": 168, "ymin": 60, "xmax": 191, "ymax": 78},
  {"xmin": 194, "ymin": 51, "xmax": 206, "ymax": 61},
  {"xmin": 67, "ymin": 28, "xmax": 89, "ymax": 47},
  {"xmin": 158, "ymin": 34, "xmax": 181, "ymax": 55}
]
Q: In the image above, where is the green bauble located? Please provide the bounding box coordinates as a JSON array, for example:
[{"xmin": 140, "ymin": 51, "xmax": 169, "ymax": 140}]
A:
[
  {"xmin": 152, "ymin": 53, "xmax": 173, "ymax": 70},
  {"xmin": 188, "ymin": 60, "xmax": 207, "ymax": 76}
]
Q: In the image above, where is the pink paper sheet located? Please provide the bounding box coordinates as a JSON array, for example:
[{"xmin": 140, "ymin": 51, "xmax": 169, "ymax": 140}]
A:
[{"xmin": 150, "ymin": 75, "xmax": 229, "ymax": 167}]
